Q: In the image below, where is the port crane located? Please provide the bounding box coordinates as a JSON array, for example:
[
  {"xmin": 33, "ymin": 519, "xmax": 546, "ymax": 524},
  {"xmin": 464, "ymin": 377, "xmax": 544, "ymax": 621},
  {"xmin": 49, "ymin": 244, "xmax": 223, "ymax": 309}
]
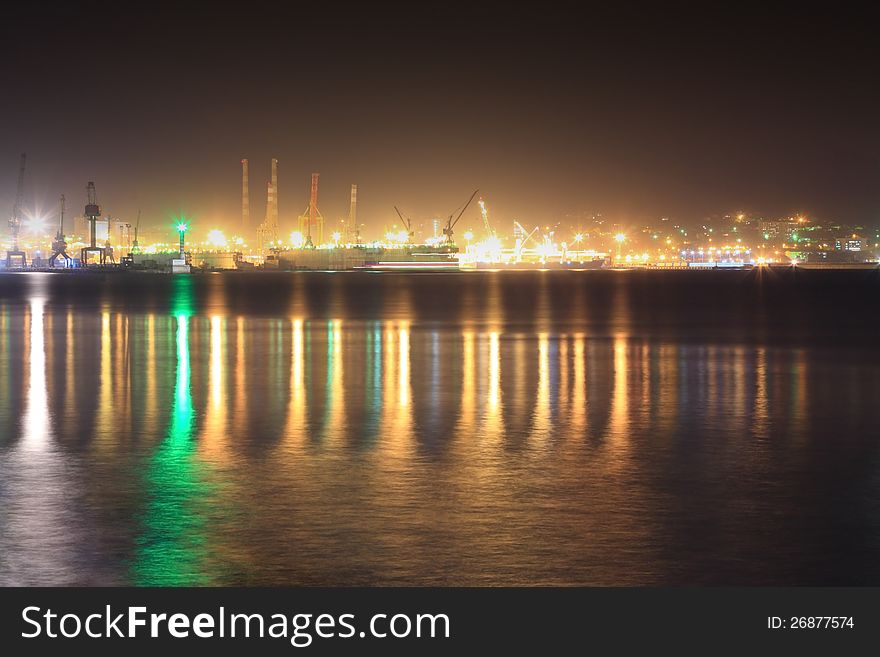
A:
[
  {"xmin": 131, "ymin": 209, "xmax": 141, "ymax": 254},
  {"xmin": 5, "ymin": 153, "xmax": 28, "ymax": 268},
  {"xmin": 442, "ymin": 189, "xmax": 479, "ymax": 245},
  {"xmin": 393, "ymin": 206, "xmax": 415, "ymax": 242},
  {"xmin": 478, "ymin": 197, "xmax": 493, "ymax": 237},
  {"xmin": 48, "ymin": 194, "xmax": 71, "ymax": 267},
  {"xmin": 514, "ymin": 220, "xmax": 539, "ymax": 246},
  {"xmin": 513, "ymin": 220, "xmax": 540, "ymax": 261},
  {"xmin": 81, "ymin": 181, "xmax": 108, "ymax": 265}
]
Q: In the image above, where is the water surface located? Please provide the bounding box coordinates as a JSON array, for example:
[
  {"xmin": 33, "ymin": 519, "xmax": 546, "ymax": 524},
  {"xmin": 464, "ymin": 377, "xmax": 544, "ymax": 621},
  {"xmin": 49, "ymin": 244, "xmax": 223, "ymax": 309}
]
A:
[{"xmin": 1, "ymin": 269, "xmax": 879, "ymax": 585}]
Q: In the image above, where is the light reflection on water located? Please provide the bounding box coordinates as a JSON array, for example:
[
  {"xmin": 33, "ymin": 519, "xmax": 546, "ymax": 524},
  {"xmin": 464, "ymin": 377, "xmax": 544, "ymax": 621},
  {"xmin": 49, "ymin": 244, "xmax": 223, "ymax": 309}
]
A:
[{"xmin": 1, "ymin": 270, "xmax": 880, "ymax": 585}]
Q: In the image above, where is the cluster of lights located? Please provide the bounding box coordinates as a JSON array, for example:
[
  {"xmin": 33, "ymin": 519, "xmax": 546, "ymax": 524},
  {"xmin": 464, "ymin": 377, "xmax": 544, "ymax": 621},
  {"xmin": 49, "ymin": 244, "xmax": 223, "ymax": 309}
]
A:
[
  {"xmin": 384, "ymin": 230, "xmax": 410, "ymax": 244},
  {"xmin": 534, "ymin": 240, "xmax": 555, "ymax": 260},
  {"xmin": 6, "ymin": 201, "xmax": 876, "ymax": 272},
  {"xmin": 206, "ymin": 229, "xmax": 227, "ymax": 248},
  {"xmin": 290, "ymin": 231, "xmax": 305, "ymax": 249},
  {"xmin": 468, "ymin": 235, "xmax": 503, "ymax": 263}
]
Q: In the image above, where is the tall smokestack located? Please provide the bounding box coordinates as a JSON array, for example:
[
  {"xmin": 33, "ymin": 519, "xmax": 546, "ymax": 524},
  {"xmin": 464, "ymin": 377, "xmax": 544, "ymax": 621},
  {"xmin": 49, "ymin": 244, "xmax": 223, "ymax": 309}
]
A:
[
  {"xmin": 307, "ymin": 172, "xmax": 319, "ymax": 246},
  {"xmin": 349, "ymin": 184, "xmax": 358, "ymax": 243},
  {"xmin": 265, "ymin": 180, "xmax": 274, "ymax": 238},
  {"xmin": 241, "ymin": 158, "xmax": 249, "ymax": 233},
  {"xmin": 270, "ymin": 158, "xmax": 278, "ymax": 229}
]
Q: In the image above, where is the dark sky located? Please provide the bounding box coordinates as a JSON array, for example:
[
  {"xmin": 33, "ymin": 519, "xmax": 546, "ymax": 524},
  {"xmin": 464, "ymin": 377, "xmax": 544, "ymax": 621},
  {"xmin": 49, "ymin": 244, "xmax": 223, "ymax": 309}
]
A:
[{"xmin": 1, "ymin": 1, "xmax": 878, "ymax": 238}]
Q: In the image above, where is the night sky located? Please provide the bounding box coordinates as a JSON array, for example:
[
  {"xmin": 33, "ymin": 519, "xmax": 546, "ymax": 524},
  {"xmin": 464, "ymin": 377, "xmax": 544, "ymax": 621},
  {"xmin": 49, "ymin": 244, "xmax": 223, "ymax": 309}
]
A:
[{"xmin": 1, "ymin": 1, "xmax": 878, "ymax": 237}]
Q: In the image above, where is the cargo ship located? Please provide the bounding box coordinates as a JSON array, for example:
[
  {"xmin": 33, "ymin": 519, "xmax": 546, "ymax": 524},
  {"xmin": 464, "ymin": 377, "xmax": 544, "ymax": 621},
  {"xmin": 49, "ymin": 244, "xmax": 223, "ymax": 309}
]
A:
[{"xmin": 462, "ymin": 257, "xmax": 607, "ymax": 270}]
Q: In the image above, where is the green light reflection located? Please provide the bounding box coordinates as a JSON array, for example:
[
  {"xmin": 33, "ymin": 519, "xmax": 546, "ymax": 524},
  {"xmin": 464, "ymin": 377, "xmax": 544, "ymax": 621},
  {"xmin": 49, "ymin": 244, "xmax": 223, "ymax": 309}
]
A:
[{"xmin": 133, "ymin": 286, "xmax": 214, "ymax": 585}]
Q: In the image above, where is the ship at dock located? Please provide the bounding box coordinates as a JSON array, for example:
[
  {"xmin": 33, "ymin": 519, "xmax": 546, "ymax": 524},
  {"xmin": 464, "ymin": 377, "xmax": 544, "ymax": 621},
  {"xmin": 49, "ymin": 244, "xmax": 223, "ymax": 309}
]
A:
[
  {"xmin": 461, "ymin": 257, "xmax": 607, "ymax": 270},
  {"xmin": 261, "ymin": 244, "xmax": 608, "ymax": 272},
  {"xmin": 259, "ymin": 245, "xmax": 459, "ymax": 271}
]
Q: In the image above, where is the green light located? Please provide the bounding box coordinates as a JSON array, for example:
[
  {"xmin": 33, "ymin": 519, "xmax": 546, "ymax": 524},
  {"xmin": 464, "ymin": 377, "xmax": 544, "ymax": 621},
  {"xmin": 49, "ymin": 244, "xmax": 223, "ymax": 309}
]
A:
[
  {"xmin": 133, "ymin": 315, "xmax": 204, "ymax": 585},
  {"xmin": 172, "ymin": 275, "xmax": 194, "ymax": 317},
  {"xmin": 323, "ymin": 320, "xmax": 336, "ymax": 438},
  {"xmin": 362, "ymin": 322, "xmax": 382, "ymax": 446},
  {"xmin": 132, "ymin": 280, "xmax": 213, "ymax": 586},
  {"xmin": 176, "ymin": 222, "xmax": 188, "ymax": 233}
]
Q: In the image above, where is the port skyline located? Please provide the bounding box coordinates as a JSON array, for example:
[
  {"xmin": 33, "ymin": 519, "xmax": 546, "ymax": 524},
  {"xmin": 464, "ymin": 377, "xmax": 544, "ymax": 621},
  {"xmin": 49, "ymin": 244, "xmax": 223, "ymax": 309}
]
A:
[{"xmin": 3, "ymin": 169, "xmax": 877, "ymax": 272}]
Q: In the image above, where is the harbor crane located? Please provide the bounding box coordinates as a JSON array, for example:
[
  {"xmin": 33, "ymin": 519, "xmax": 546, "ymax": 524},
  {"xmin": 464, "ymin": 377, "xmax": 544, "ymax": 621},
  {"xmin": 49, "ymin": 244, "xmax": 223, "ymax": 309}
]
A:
[
  {"xmin": 81, "ymin": 181, "xmax": 108, "ymax": 265},
  {"xmin": 442, "ymin": 189, "xmax": 479, "ymax": 245},
  {"xmin": 514, "ymin": 220, "xmax": 539, "ymax": 247},
  {"xmin": 48, "ymin": 194, "xmax": 71, "ymax": 267},
  {"xmin": 393, "ymin": 206, "xmax": 415, "ymax": 242},
  {"xmin": 5, "ymin": 153, "xmax": 27, "ymax": 268},
  {"xmin": 131, "ymin": 209, "xmax": 141, "ymax": 254},
  {"xmin": 478, "ymin": 197, "xmax": 493, "ymax": 237},
  {"xmin": 513, "ymin": 220, "xmax": 540, "ymax": 261}
]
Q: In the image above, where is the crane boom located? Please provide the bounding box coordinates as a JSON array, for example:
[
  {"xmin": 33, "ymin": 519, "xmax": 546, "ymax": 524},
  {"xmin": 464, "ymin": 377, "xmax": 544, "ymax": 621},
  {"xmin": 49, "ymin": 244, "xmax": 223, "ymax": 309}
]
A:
[
  {"xmin": 443, "ymin": 189, "xmax": 479, "ymax": 244},
  {"xmin": 522, "ymin": 225, "xmax": 539, "ymax": 247},
  {"xmin": 132, "ymin": 209, "xmax": 141, "ymax": 254},
  {"xmin": 394, "ymin": 206, "xmax": 411, "ymax": 232},
  {"xmin": 9, "ymin": 153, "xmax": 26, "ymax": 250},
  {"xmin": 394, "ymin": 205, "xmax": 415, "ymax": 240},
  {"xmin": 58, "ymin": 195, "xmax": 66, "ymax": 234},
  {"xmin": 478, "ymin": 197, "xmax": 493, "ymax": 237},
  {"xmin": 451, "ymin": 190, "xmax": 478, "ymax": 230}
]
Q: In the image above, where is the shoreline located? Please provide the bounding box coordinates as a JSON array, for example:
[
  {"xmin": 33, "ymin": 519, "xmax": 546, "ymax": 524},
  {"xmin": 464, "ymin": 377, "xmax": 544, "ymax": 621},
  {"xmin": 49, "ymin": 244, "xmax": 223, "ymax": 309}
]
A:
[{"xmin": 1, "ymin": 262, "xmax": 878, "ymax": 274}]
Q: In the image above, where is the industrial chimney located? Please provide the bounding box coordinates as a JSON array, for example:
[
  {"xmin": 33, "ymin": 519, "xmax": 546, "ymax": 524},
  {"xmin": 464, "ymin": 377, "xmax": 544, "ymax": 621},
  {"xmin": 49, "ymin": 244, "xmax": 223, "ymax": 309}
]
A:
[
  {"xmin": 307, "ymin": 173, "xmax": 319, "ymax": 247},
  {"xmin": 241, "ymin": 158, "xmax": 249, "ymax": 233},
  {"xmin": 349, "ymin": 184, "xmax": 358, "ymax": 244},
  {"xmin": 269, "ymin": 158, "xmax": 278, "ymax": 230}
]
